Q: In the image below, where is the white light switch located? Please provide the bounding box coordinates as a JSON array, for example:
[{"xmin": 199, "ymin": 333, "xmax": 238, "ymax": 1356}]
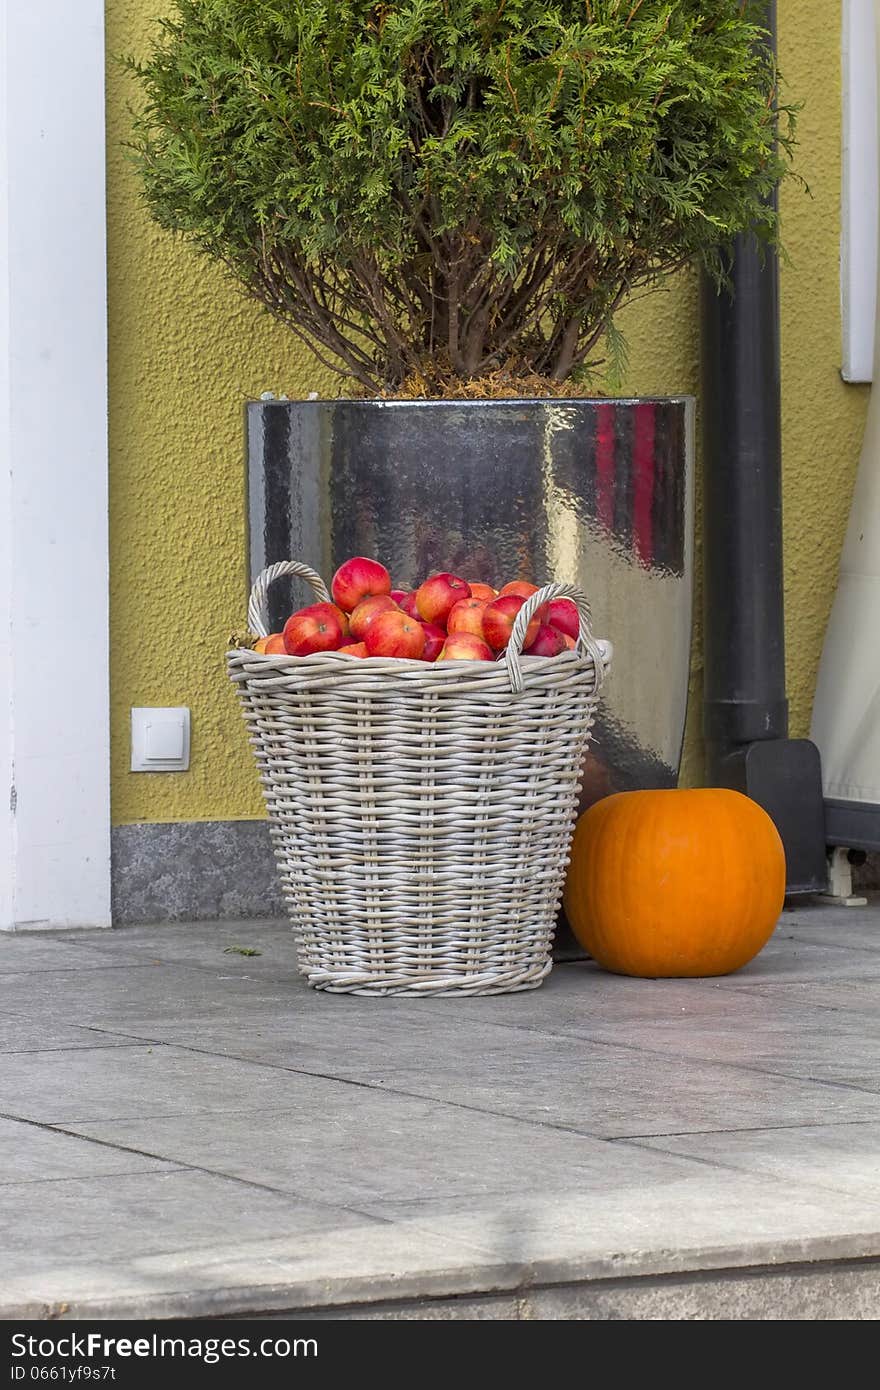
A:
[{"xmin": 131, "ymin": 707, "xmax": 191, "ymax": 772}]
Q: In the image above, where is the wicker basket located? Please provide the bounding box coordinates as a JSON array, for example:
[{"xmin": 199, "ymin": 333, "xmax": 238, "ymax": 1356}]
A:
[{"xmin": 228, "ymin": 561, "xmax": 611, "ymax": 996}]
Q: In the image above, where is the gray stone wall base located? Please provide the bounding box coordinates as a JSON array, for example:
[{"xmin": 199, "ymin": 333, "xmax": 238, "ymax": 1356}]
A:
[
  {"xmin": 249, "ymin": 1258, "xmax": 880, "ymax": 1321},
  {"xmin": 111, "ymin": 820, "xmax": 285, "ymax": 926}
]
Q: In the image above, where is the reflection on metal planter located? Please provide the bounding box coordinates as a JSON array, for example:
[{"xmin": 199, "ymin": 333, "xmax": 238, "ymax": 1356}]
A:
[{"xmin": 247, "ymin": 398, "xmax": 695, "ymax": 803}]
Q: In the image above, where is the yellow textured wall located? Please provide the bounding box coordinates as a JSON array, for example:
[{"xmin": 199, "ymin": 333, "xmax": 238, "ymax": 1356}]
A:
[
  {"xmin": 106, "ymin": 0, "xmax": 868, "ymax": 826},
  {"xmin": 107, "ymin": 1, "xmax": 334, "ymax": 825},
  {"xmin": 777, "ymin": 3, "xmax": 870, "ymax": 745}
]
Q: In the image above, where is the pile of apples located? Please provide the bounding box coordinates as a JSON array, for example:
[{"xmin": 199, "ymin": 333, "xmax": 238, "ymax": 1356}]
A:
[{"xmin": 253, "ymin": 557, "xmax": 581, "ymax": 662}]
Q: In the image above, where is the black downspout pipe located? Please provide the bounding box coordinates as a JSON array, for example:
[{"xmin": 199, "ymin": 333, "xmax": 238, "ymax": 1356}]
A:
[
  {"xmin": 700, "ymin": 227, "xmax": 788, "ymax": 768},
  {"xmin": 700, "ymin": 0, "xmax": 827, "ymax": 894}
]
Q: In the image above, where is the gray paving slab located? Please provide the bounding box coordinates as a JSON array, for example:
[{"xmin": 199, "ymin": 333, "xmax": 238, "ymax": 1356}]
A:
[
  {"xmin": 411, "ymin": 954, "xmax": 880, "ymax": 1038},
  {"xmin": 19, "ymin": 1013, "xmax": 874, "ymax": 1147},
  {"xmin": 48, "ymin": 918, "xmax": 297, "ymax": 972},
  {"xmin": 226, "ymin": 1020, "xmax": 880, "ymax": 1139},
  {"xmin": 59, "ymin": 974, "xmax": 880, "ymax": 1137},
  {"xmin": 727, "ymin": 978, "xmax": 880, "ymax": 1010},
  {"xmin": 0, "ymin": 1016, "xmax": 146, "ymax": 1053},
  {"xmin": 0, "ymin": 1116, "xmax": 178, "ymax": 1185},
  {"xmin": 574, "ymin": 1005, "xmax": 880, "ymax": 1090},
  {"xmin": 777, "ymin": 901, "xmax": 880, "ymax": 952},
  {"xmin": 410, "ymin": 963, "xmax": 876, "ymax": 1044},
  {"xmin": 352, "ymin": 1179, "xmax": 880, "ymax": 1285},
  {"xmin": 88, "ymin": 915, "xmax": 873, "ymax": 986},
  {"xmin": 8, "ymin": 950, "xmax": 880, "ymax": 1136},
  {"xmin": 0, "ymin": 962, "xmax": 298, "ymax": 1030},
  {"xmin": 631, "ymin": 1121, "xmax": 880, "ymax": 1202},
  {"xmin": 3, "ymin": 906, "xmax": 880, "ymax": 1319},
  {"xmin": 68, "ymin": 944, "xmax": 876, "ymax": 1077},
  {"xmin": 0, "ymin": 934, "xmax": 153, "ymax": 974},
  {"xmin": 701, "ymin": 935, "xmax": 880, "ymax": 984},
  {"xmin": 77, "ymin": 966, "xmax": 762, "ymax": 1054},
  {"xmin": 6, "ymin": 1159, "xmax": 880, "ymax": 1320},
  {"xmin": 1, "ymin": 1170, "xmax": 372, "ymax": 1280},
  {"xmin": 53, "ymin": 919, "xmax": 866, "ymax": 1018},
  {"xmin": 77, "ymin": 983, "xmax": 460, "ymax": 1059},
  {"xmin": 0, "ymin": 1170, "xmax": 519, "ymax": 1321},
  {"xmin": 63, "ymin": 1094, "xmax": 710, "ymax": 1207},
  {"xmin": 780, "ymin": 925, "xmax": 880, "ymax": 954},
  {"xmin": 0, "ymin": 1040, "xmax": 402, "ymax": 1126}
]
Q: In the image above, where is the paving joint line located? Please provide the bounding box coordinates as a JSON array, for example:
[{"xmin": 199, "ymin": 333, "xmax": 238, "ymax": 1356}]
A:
[
  {"xmin": 3, "ymin": 1023, "xmax": 654, "ymax": 1148},
  {"xmin": 50, "ymin": 1024, "xmax": 880, "ymax": 1160},
  {"xmin": 75, "ymin": 1008, "xmax": 880, "ymax": 1112},
  {"xmin": 607, "ymin": 1130, "xmax": 880, "ymax": 1205},
  {"xmin": 8, "ymin": 947, "xmax": 880, "ymax": 1138},
  {"xmin": 0, "ymin": 1166, "xmax": 189, "ymax": 1188},
  {"xmin": 0, "ymin": 1109, "xmax": 394, "ymax": 1219}
]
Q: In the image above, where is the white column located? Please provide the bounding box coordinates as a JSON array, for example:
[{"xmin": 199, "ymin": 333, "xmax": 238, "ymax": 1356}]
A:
[
  {"xmin": 841, "ymin": 0, "xmax": 878, "ymax": 383},
  {"xmin": 0, "ymin": 1, "xmax": 111, "ymax": 929}
]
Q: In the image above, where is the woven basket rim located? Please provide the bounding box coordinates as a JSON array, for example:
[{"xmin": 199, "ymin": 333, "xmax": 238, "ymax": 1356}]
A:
[
  {"xmin": 227, "ymin": 643, "xmax": 610, "ymax": 696},
  {"xmin": 226, "ymin": 645, "xmax": 607, "ymax": 669}
]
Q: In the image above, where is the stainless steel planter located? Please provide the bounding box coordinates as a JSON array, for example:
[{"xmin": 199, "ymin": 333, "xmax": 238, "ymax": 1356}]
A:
[{"xmin": 247, "ymin": 397, "xmax": 694, "ymax": 802}]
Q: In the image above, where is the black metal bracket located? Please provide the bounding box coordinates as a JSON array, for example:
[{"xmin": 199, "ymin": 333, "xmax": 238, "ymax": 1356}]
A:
[{"xmin": 825, "ymin": 799, "xmax": 880, "ymax": 854}]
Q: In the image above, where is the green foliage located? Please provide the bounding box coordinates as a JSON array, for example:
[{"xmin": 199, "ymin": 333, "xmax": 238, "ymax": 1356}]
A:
[{"xmin": 127, "ymin": 0, "xmax": 796, "ymax": 394}]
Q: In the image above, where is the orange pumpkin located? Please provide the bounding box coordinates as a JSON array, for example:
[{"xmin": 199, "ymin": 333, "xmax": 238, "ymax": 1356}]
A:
[{"xmin": 563, "ymin": 789, "xmax": 785, "ymax": 978}]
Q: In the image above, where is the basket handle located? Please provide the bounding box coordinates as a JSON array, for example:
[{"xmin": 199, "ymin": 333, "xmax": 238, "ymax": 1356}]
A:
[
  {"xmin": 247, "ymin": 561, "xmax": 332, "ymax": 638},
  {"xmin": 504, "ymin": 582, "xmax": 608, "ymax": 695}
]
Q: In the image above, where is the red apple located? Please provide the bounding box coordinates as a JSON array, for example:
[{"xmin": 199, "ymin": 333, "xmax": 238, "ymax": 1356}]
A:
[
  {"xmin": 419, "ymin": 621, "xmax": 447, "ymax": 662},
  {"xmin": 416, "ymin": 572, "xmax": 471, "ymax": 626},
  {"xmin": 499, "ymin": 580, "xmax": 539, "ymax": 599},
  {"xmin": 257, "ymin": 633, "xmax": 286, "ymax": 654},
  {"xmin": 467, "ymin": 581, "xmax": 498, "ymax": 602},
  {"xmin": 482, "ymin": 595, "xmax": 541, "ymax": 651},
  {"xmin": 562, "ymin": 633, "xmax": 577, "ymax": 651},
  {"xmin": 365, "ymin": 609, "xmax": 426, "ymax": 659},
  {"xmin": 398, "ymin": 591, "xmax": 421, "ymax": 620},
  {"xmin": 331, "ymin": 557, "xmax": 392, "ymax": 613},
  {"xmin": 283, "ymin": 602, "xmax": 345, "ymax": 655},
  {"xmin": 438, "ymin": 633, "xmax": 495, "ymax": 662},
  {"xmin": 328, "ymin": 604, "xmax": 351, "ymax": 640},
  {"xmin": 447, "ymin": 597, "xmax": 488, "ymax": 640},
  {"xmin": 525, "ymin": 623, "xmax": 567, "ymax": 657},
  {"xmin": 338, "ymin": 641, "xmax": 369, "ymax": 657},
  {"xmin": 390, "ymin": 589, "xmax": 410, "ymax": 606},
  {"xmin": 545, "ymin": 597, "xmax": 579, "ymax": 642},
  {"xmin": 349, "ymin": 594, "xmax": 398, "ymax": 640}
]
